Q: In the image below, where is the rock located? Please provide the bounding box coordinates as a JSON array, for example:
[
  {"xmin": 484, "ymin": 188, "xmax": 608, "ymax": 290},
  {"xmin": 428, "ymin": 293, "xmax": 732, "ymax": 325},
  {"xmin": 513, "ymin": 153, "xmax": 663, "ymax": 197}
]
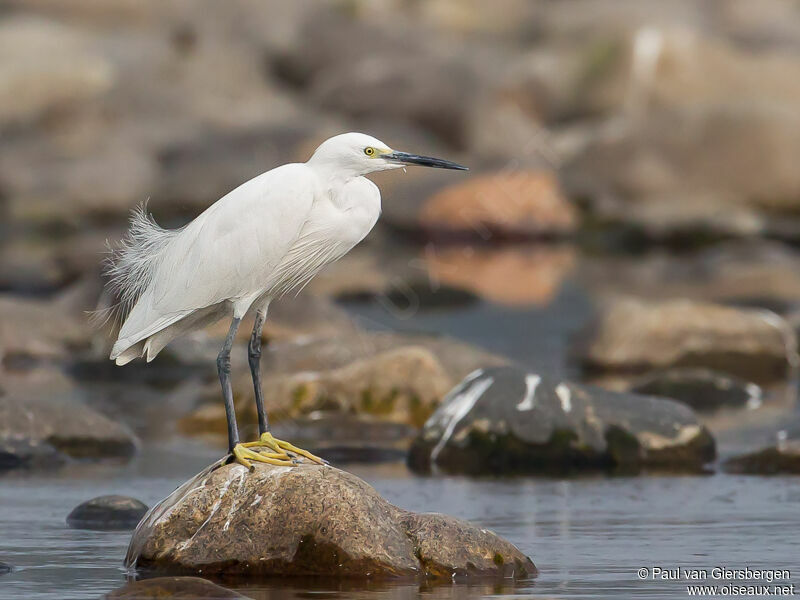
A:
[
  {"xmin": 563, "ymin": 105, "xmax": 800, "ymax": 227},
  {"xmin": 0, "ymin": 16, "xmax": 114, "ymax": 126},
  {"xmin": 724, "ymin": 435, "xmax": 800, "ymax": 475},
  {"xmin": 67, "ymin": 495, "xmax": 149, "ymax": 531},
  {"xmin": 629, "ymin": 369, "xmax": 762, "ymax": 412},
  {"xmin": 418, "ymin": 171, "xmax": 578, "ymax": 241},
  {"xmin": 154, "ymin": 125, "xmax": 319, "ymax": 216},
  {"xmin": 581, "ymin": 240, "xmax": 800, "ymax": 309},
  {"xmin": 105, "ymin": 576, "xmax": 250, "ymax": 599},
  {"xmin": 571, "ymin": 297, "xmax": 797, "ymax": 383},
  {"xmin": 125, "ymin": 459, "xmax": 535, "ymax": 579},
  {"xmin": 272, "ymin": 415, "xmax": 417, "ymax": 464},
  {"xmin": 0, "ymin": 391, "xmax": 137, "ymax": 469},
  {"xmin": 180, "ymin": 346, "xmax": 455, "ymax": 436},
  {"xmin": 0, "ymin": 294, "xmax": 90, "ymax": 368},
  {"xmin": 0, "ymin": 562, "xmax": 11, "ymax": 576},
  {"xmin": 272, "ymin": 10, "xmax": 480, "ymax": 147},
  {"xmin": 408, "ymin": 366, "xmax": 716, "ymax": 474}
]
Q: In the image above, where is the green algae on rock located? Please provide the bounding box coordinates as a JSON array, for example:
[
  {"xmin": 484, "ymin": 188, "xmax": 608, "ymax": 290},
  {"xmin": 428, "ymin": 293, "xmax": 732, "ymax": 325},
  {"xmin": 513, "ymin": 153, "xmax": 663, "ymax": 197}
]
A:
[
  {"xmin": 408, "ymin": 366, "xmax": 716, "ymax": 475},
  {"xmin": 125, "ymin": 458, "xmax": 535, "ymax": 580}
]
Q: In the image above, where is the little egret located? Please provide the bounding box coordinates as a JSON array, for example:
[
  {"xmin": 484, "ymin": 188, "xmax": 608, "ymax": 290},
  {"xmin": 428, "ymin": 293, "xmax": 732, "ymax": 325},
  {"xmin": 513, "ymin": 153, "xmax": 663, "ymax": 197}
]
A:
[{"xmin": 104, "ymin": 132, "xmax": 467, "ymax": 469}]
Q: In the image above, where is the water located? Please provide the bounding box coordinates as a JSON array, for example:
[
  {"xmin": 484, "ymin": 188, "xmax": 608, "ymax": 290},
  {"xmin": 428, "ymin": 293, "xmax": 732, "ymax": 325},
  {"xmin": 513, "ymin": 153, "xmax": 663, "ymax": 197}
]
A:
[
  {"xmin": 2, "ymin": 245, "xmax": 799, "ymax": 599},
  {"xmin": 1, "ymin": 440, "xmax": 799, "ymax": 599}
]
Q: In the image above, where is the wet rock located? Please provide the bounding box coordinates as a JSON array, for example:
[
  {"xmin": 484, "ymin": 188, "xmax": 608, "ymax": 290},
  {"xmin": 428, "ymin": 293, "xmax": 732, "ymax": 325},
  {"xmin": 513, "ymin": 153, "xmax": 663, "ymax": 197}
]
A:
[
  {"xmin": 571, "ymin": 297, "xmax": 797, "ymax": 383},
  {"xmin": 180, "ymin": 346, "xmax": 454, "ymax": 435},
  {"xmin": 724, "ymin": 435, "xmax": 800, "ymax": 475},
  {"xmin": 629, "ymin": 369, "xmax": 762, "ymax": 412},
  {"xmin": 105, "ymin": 576, "xmax": 250, "ymax": 599},
  {"xmin": 418, "ymin": 171, "xmax": 578, "ymax": 241},
  {"xmin": 408, "ymin": 366, "xmax": 716, "ymax": 474},
  {"xmin": 67, "ymin": 495, "xmax": 149, "ymax": 531},
  {"xmin": 0, "ymin": 391, "xmax": 137, "ymax": 469},
  {"xmin": 125, "ymin": 459, "xmax": 535, "ymax": 580}
]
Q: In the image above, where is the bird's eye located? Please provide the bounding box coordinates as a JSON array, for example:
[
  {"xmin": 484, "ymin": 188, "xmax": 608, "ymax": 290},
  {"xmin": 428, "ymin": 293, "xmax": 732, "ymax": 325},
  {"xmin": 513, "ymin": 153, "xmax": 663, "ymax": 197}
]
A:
[{"xmin": 364, "ymin": 147, "xmax": 375, "ymax": 157}]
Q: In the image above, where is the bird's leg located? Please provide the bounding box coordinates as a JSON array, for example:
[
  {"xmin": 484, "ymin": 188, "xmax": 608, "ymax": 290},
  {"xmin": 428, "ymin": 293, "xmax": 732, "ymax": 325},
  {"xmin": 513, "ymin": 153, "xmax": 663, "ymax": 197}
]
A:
[
  {"xmin": 219, "ymin": 316, "xmax": 293, "ymax": 470},
  {"xmin": 248, "ymin": 309, "xmax": 270, "ymax": 436},
  {"xmin": 240, "ymin": 310, "xmax": 326, "ymax": 466}
]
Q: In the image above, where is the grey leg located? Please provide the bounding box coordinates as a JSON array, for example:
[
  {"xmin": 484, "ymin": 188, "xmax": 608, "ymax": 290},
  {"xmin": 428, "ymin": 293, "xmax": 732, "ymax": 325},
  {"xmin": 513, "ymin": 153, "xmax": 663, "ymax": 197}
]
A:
[
  {"xmin": 217, "ymin": 317, "xmax": 242, "ymax": 452},
  {"xmin": 248, "ymin": 310, "xmax": 269, "ymax": 435}
]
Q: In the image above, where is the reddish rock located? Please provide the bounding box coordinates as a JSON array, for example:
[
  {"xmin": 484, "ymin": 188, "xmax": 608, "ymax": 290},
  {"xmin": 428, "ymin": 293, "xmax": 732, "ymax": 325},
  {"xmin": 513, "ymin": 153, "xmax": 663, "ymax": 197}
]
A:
[{"xmin": 419, "ymin": 171, "xmax": 578, "ymax": 240}]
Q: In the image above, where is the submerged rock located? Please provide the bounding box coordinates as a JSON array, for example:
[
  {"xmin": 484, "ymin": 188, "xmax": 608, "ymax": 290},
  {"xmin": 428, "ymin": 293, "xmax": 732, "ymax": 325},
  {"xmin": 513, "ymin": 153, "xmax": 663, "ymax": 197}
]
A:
[
  {"xmin": 105, "ymin": 576, "xmax": 249, "ymax": 599},
  {"xmin": 67, "ymin": 495, "xmax": 149, "ymax": 531},
  {"xmin": 125, "ymin": 459, "xmax": 535, "ymax": 580},
  {"xmin": 571, "ymin": 297, "xmax": 797, "ymax": 383},
  {"xmin": 629, "ymin": 369, "xmax": 762, "ymax": 412},
  {"xmin": 724, "ymin": 435, "xmax": 800, "ymax": 475},
  {"xmin": 408, "ymin": 366, "xmax": 715, "ymax": 475}
]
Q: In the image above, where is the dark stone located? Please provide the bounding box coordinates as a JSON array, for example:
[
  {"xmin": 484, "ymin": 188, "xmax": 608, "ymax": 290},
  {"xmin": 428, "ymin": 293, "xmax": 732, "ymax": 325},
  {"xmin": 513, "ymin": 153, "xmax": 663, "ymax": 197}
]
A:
[
  {"xmin": 724, "ymin": 439, "xmax": 800, "ymax": 475},
  {"xmin": 125, "ymin": 459, "xmax": 535, "ymax": 580},
  {"xmin": 408, "ymin": 366, "xmax": 716, "ymax": 475},
  {"xmin": 105, "ymin": 576, "xmax": 250, "ymax": 599},
  {"xmin": 629, "ymin": 369, "xmax": 762, "ymax": 412},
  {"xmin": 67, "ymin": 495, "xmax": 149, "ymax": 531},
  {"xmin": 0, "ymin": 562, "xmax": 11, "ymax": 576}
]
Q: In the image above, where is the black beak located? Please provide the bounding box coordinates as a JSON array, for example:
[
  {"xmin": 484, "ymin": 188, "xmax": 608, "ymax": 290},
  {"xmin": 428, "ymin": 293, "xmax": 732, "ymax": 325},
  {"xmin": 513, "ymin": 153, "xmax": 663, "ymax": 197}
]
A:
[{"xmin": 383, "ymin": 151, "xmax": 468, "ymax": 171}]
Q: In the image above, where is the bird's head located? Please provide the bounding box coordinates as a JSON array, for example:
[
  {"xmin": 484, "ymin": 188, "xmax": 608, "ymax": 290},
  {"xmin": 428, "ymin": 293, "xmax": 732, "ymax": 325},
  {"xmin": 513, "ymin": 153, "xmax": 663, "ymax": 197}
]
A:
[{"xmin": 308, "ymin": 132, "xmax": 467, "ymax": 178}]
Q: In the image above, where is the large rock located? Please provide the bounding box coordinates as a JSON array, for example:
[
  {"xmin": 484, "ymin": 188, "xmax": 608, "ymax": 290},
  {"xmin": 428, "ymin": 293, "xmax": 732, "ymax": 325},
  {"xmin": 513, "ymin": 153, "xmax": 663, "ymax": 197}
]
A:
[
  {"xmin": 180, "ymin": 346, "xmax": 454, "ymax": 435},
  {"xmin": 125, "ymin": 459, "xmax": 536, "ymax": 580},
  {"xmin": 67, "ymin": 495, "xmax": 149, "ymax": 531},
  {"xmin": 418, "ymin": 171, "xmax": 578, "ymax": 241},
  {"xmin": 571, "ymin": 297, "xmax": 797, "ymax": 383},
  {"xmin": 0, "ymin": 390, "xmax": 137, "ymax": 469},
  {"xmin": 408, "ymin": 366, "xmax": 716, "ymax": 474}
]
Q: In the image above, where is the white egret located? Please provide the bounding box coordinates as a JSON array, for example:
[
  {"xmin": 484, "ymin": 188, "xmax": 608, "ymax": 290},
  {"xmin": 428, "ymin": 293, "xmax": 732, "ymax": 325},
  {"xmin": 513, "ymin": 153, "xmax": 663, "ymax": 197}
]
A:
[{"xmin": 104, "ymin": 132, "xmax": 467, "ymax": 469}]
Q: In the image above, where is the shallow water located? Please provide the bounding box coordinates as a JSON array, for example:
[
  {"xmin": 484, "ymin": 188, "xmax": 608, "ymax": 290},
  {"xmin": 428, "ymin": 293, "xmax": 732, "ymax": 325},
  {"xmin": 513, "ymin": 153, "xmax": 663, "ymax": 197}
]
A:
[
  {"xmin": 3, "ymin": 247, "xmax": 800, "ymax": 599},
  {"xmin": 2, "ymin": 439, "xmax": 799, "ymax": 600}
]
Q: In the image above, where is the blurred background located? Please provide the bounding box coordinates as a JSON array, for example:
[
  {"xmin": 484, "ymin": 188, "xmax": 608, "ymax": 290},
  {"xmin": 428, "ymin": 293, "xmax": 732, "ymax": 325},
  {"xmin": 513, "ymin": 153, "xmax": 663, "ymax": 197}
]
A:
[{"xmin": 1, "ymin": 1, "xmax": 800, "ymax": 599}]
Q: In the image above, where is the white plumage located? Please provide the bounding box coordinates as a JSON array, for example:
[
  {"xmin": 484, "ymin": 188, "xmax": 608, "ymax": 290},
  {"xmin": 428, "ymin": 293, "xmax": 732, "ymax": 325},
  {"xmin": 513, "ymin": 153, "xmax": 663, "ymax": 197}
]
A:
[{"xmin": 108, "ymin": 134, "xmax": 388, "ymax": 364}]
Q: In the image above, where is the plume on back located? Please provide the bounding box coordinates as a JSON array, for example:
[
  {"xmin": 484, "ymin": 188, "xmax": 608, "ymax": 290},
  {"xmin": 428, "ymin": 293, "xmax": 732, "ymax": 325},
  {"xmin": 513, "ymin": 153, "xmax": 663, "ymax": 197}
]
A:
[{"xmin": 98, "ymin": 203, "xmax": 179, "ymax": 326}]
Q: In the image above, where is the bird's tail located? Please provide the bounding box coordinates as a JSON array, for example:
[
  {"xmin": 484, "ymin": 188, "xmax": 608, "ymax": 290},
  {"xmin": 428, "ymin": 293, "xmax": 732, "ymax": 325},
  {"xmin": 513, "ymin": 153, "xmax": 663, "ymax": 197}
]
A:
[{"xmin": 90, "ymin": 201, "xmax": 178, "ymax": 329}]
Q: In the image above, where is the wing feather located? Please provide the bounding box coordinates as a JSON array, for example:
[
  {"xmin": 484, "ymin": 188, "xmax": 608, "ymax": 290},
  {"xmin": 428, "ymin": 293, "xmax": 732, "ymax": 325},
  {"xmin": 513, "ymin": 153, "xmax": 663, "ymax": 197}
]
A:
[{"xmin": 111, "ymin": 163, "xmax": 316, "ymax": 359}]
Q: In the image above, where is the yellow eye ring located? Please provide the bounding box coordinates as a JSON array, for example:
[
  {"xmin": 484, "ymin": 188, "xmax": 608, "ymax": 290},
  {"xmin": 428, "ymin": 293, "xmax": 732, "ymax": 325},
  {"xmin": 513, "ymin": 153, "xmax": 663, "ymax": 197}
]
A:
[{"xmin": 364, "ymin": 147, "xmax": 375, "ymax": 157}]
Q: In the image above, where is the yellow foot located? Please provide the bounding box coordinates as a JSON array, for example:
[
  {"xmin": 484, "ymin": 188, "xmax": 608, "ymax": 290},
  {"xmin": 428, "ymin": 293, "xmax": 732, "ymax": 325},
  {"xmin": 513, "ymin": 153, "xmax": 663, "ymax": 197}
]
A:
[
  {"xmin": 243, "ymin": 432, "xmax": 326, "ymax": 465},
  {"xmin": 232, "ymin": 443, "xmax": 295, "ymax": 471}
]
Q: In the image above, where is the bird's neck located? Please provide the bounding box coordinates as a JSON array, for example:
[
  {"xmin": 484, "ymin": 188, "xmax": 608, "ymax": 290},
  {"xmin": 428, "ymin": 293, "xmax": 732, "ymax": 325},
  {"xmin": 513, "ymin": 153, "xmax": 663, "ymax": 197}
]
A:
[{"xmin": 308, "ymin": 162, "xmax": 360, "ymax": 192}]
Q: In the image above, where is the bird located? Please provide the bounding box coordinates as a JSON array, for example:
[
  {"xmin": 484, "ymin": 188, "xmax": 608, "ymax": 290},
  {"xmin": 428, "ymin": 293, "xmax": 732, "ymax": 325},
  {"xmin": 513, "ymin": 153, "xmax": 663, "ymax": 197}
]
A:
[{"xmin": 103, "ymin": 132, "xmax": 467, "ymax": 469}]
